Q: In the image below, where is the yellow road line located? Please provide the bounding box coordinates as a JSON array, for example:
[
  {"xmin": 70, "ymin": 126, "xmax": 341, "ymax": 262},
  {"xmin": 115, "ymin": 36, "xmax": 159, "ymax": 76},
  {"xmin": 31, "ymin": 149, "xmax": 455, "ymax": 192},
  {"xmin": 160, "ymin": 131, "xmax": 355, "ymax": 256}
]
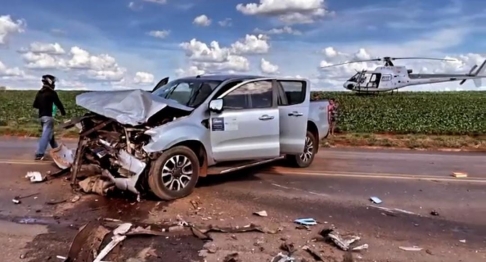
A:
[
  {"xmin": 0, "ymin": 159, "xmax": 52, "ymax": 165},
  {"xmin": 264, "ymin": 169, "xmax": 486, "ymax": 183}
]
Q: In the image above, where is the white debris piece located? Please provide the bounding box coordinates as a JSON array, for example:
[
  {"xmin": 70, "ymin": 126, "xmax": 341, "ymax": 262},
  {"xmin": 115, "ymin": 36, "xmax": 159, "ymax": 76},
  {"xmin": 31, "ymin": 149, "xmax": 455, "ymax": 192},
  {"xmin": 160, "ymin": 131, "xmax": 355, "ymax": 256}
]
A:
[
  {"xmin": 94, "ymin": 223, "xmax": 132, "ymax": 262},
  {"xmin": 399, "ymin": 246, "xmax": 422, "ymax": 251},
  {"xmin": 25, "ymin": 171, "xmax": 46, "ymax": 183},
  {"xmin": 253, "ymin": 210, "xmax": 268, "ymax": 217}
]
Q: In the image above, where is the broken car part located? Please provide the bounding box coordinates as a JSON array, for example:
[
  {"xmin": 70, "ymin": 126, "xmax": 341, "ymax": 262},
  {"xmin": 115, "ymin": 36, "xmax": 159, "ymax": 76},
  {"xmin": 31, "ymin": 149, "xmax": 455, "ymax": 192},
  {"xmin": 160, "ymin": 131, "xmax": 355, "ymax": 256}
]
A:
[
  {"xmin": 294, "ymin": 218, "xmax": 317, "ymax": 226},
  {"xmin": 319, "ymin": 228, "xmax": 368, "ymax": 251}
]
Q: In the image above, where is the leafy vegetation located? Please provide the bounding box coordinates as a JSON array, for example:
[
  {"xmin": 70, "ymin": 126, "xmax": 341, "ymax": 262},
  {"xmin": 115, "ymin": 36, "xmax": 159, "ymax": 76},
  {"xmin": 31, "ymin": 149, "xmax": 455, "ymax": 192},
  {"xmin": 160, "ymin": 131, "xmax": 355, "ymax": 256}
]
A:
[
  {"xmin": 0, "ymin": 90, "xmax": 485, "ymax": 135},
  {"xmin": 312, "ymin": 91, "xmax": 486, "ymax": 135}
]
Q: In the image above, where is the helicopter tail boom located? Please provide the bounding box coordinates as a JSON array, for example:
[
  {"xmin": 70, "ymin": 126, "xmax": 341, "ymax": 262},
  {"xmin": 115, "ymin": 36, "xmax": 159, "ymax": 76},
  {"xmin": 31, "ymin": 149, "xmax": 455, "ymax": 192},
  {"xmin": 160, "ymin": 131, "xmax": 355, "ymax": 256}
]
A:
[{"xmin": 459, "ymin": 59, "xmax": 486, "ymax": 87}]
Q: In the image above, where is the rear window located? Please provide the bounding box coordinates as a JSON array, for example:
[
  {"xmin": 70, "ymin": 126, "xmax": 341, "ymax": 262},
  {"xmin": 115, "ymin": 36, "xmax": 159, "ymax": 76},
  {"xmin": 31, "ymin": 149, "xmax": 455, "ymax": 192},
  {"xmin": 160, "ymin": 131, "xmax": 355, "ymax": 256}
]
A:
[{"xmin": 278, "ymin": 80, "xmax": 306, "ymax": 105}]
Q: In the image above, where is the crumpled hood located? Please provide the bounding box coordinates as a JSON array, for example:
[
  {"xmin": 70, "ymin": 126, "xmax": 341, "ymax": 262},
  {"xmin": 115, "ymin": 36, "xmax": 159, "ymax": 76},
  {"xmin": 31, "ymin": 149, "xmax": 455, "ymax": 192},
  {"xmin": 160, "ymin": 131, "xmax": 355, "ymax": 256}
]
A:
[{"xmin": 76, "ymin": 89, "xmax": 192, "ymax": 126}]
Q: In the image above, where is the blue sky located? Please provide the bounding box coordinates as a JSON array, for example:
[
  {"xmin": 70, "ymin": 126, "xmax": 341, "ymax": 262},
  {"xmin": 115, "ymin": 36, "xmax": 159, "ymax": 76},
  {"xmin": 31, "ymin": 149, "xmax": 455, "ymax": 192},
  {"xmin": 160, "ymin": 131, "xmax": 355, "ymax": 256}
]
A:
[{"xmin": 1, "ymin": 0, "xmax": 486, "ymax": 91}]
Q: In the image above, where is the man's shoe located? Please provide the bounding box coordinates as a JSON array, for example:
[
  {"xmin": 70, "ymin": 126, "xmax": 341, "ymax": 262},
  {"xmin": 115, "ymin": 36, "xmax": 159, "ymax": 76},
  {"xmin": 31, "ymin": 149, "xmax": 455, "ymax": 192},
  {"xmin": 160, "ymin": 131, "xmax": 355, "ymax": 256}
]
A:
[{"xmin": 34, "ymin": 154, "xmax": 45, "ymax": 161}]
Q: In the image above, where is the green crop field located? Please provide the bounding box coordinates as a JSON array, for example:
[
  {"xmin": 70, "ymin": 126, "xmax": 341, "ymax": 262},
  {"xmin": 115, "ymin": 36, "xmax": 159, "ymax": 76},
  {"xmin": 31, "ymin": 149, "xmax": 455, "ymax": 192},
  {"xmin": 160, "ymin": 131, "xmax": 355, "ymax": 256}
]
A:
[{"xmin": 0, "ymin": 90, "xmax": 485, "ymax": 136}]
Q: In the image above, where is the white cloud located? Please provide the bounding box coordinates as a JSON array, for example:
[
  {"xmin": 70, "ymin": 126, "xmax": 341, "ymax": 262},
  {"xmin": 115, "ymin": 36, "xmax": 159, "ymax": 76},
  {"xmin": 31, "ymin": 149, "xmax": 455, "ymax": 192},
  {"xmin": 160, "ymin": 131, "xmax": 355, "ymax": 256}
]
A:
[
  {"xmin": 0, "ymin": 60, "xmax": 26, "ymax": 78},
  {"xmin": 230, "ymin": 34, "xmax": 270, "ymax": 55},
  {"xmin": 260, "ymin": 58, "xmax": 279, "ymax": 74},
  {"xmin": 20, "ymin": 43, "xmax": 126, "ymax": 82},
  {"xmin": 0, "ymin": 15, "xmax": 25, "ymax": 45},
  {"xmin": 128, "ymin": 2, "xmax": 143, "ymax": 10},
  {"xmin": 254, "ymin": 26, "xmax": 302, "ymax": 35},
  {"xmin": 142, "ymin": 0, "xmax": 167, "ymax": 4},
  {"xmin": 180, "ymin": 39, "xmax": 230, "ymax": 62},
  {"xmin": 133, "ymin": 71, "xmax": 154, "ymax": 84},
  {"xmin": 148, "ymin": 30, "xmax": 170, "ymax": 39},
  {"xmin": 175, "ymin": 66, "xmax": 205, "ymax": 77},
  {"xmin": 218, "ymin": 18, "xmax": 232, "ymax": 27},
  {"xmin": 236, "ymin": 0, "xmax": 331, "ymax": 24},
  {"xmin": 19, "ymin": 42, "xmax": 65, "ymax": 55},
  {"xmin": 193, "ymin": 15, "xmax": 211, "ymax": 27},
  {"xmin": 178, "ymin": 37, "xmax": 259, "ymax": 75}
]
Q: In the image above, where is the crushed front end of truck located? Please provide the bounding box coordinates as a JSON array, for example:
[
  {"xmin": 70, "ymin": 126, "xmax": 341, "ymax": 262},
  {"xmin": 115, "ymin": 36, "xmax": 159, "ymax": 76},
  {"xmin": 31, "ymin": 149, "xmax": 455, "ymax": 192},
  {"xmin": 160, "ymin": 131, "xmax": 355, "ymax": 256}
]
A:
[{"xmin": 51, "ymin": 89, "xmax": 192, "ymax": 200}]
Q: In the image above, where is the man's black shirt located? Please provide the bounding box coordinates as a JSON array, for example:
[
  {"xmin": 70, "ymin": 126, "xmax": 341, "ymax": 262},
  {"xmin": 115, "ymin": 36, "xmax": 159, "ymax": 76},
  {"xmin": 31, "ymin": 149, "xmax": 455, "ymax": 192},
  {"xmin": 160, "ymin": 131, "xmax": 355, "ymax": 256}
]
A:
[{"xmin": 33, "ymin": 85, "xmax": 66, "ymax": 118}]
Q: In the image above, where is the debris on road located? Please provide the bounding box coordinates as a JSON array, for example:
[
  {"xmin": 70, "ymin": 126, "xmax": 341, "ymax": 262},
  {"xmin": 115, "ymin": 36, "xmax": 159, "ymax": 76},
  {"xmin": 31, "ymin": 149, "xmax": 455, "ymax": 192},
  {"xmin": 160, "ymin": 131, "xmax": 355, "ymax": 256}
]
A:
[
  {"xmin": 399, "ymin": 246, "xmax": 422, "ymax": 251},
  {"xmin": 45, "ymin": 199, "xmax": 67, "ymax": 205},
  {"xmin": 320, "ymin": 228, "xmax": 368, "ymax": 251},
  {"xmin": 12, "ymin": 197, "xmax": 21, "ymax": 204},
  {"xmin": 94, "ymin": 223, "xmax": 132, "ymax": 262},
  {"xmin": 78, "ymin": 175, "xmax": 115, "ymax": 196},
  {"xmin": 12, "ymin": 193, "xmax": 40, "ymax": 204},
  {"xmin": 49, "ymin": 144, "xmax": 74, "ymax": 169},
  {"xmin": 223, "ymin": 252, "xmax": 241, "ymax": 262},
  {"xmin": 271, "ymin": 252, "xmax": 296, "ymax": 262},
  {"xmin": 294, "ymin": 218, "xmax": 317, "ymax": 226},
  {"xmin": 370, "ymin": 196, "xmax": 382, "ymax": 204},
  {"xmin": 253, "ymin": 210, "xmax": 268, "ymax": 217},
  {"xmin": 459, "ymin": 239, "xmax": 466, "ymax": 243},
  {"xmin": 191, "ymin": 223, "xmax": 281, "ymax": 240},
  {"xmin": 25, "ymin": 171, "xmax": 46, "ymax": 183},
  {"xmin": 280, "ymin": 242, "xmax": 296, "ymax": 255},
  {"xmin": 302, "ymin": 245, "xmax": 325, "ymax": 261},
  {"xmin": 71, "ymin": 195, "xmax": 81, "ymax": 203},
  {"xmin": 61, "ymin": 221, "xmax": 110, "ymax": 261},
  {"xmin": 452, "ymin": 172, "xmax": 468, "ymax": 178},
  {"xmin": 430, "ymin": 210, "xmax": 439, "ymax": 216}
]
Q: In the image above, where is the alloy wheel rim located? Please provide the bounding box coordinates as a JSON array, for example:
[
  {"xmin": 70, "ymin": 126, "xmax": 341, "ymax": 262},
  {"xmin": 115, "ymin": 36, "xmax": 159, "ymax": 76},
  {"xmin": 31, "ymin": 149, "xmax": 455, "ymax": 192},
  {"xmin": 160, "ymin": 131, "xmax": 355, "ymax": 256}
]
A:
[
  {"xmin": 161, "ymin": 155, "xmax": 193, "ymax": 191},
  {"xmin": 300, "ymin": 136, "xmax": 314, "ymax": 162}
]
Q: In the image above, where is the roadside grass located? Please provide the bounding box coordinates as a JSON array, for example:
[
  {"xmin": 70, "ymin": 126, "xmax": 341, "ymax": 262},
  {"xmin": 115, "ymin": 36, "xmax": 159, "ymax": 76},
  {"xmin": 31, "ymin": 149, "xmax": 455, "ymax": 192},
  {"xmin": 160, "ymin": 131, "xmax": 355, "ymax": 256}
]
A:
[{"xmin": 1, "ymin": 124, "xmax": 484, "ymax": 151}]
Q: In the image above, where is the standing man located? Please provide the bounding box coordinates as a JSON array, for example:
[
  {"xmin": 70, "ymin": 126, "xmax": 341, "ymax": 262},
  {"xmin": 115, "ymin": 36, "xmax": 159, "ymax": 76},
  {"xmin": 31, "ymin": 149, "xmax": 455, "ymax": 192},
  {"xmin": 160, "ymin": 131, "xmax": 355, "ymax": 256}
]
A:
[
  {"xmin": 33, "ymin": 74, "xmax": 66, "ymax": 160},
  {"xmin": 327, "ymin": 98, "xmax": 338, "ymax": 136}
]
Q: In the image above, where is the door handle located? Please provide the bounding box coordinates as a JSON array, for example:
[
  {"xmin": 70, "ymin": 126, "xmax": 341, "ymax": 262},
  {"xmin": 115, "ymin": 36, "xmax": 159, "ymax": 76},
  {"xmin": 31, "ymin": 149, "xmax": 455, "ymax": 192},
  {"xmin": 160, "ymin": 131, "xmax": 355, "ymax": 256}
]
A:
[
  {"xmin": 288, "ymin": 111, "xmax": 303, "ymax": 117},
  {"xmin": 259, "ymin": 115, "xmax": 274, "ymax": 120}
]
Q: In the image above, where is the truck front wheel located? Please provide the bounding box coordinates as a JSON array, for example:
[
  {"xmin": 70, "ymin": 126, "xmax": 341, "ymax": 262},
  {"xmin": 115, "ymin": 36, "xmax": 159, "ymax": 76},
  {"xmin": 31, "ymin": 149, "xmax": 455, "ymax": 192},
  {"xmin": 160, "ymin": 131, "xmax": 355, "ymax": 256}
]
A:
[
  {"xmin": 286, "ymin": 130, "xmax": 318, "ymax": 168},
  {"xmin": 148, "ymin": 146, "xmax": 200, "ymax": 200}
]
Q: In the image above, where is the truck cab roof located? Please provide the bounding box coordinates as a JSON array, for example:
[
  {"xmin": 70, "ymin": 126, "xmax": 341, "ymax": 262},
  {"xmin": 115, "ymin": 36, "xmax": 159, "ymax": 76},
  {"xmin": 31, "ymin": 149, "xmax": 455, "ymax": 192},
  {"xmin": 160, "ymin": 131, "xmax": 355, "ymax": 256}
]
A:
[{"xmin": 177, "ymin": 74, "xmax": 264, "ymax": 82}]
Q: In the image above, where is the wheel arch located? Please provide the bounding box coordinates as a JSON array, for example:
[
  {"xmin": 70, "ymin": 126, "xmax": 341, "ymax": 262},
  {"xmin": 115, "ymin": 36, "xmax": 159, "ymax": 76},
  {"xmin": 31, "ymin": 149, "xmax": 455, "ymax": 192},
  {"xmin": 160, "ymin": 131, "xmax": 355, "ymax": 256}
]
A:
[
  {"xmin": 170, "ymin": 140, "xmax": 208, "ymax": 177},
  {"xmin": 307, "ymin": 120, "xmax": 319, "ymax": 153}
]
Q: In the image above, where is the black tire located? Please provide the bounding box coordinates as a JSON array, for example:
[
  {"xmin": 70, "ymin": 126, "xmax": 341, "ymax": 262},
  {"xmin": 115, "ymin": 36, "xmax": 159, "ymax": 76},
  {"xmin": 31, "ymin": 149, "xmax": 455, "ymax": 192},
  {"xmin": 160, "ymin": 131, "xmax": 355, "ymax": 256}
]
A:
[
  {"xmin": 148, "ymin": 146, "xmax": 200, "ymax": 200},
  {"xmin": 286, "ymin": 130, "xmax": 318, "ymax": 168}
]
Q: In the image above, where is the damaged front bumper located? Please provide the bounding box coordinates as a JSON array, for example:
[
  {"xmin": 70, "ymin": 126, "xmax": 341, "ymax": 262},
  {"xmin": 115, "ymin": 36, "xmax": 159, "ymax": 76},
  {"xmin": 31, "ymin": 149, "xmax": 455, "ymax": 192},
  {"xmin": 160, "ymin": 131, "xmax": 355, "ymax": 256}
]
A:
[{"xmin": 51, "ymin": 114, "xmax": 154, "ymax": 199}]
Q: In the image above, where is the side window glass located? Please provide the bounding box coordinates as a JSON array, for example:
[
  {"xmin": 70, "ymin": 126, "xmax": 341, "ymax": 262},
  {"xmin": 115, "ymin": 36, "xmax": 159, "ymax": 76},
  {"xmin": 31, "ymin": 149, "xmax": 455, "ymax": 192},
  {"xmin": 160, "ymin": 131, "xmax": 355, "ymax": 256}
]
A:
[
  {"xmin": 223, "ymin": 80, "xmax": 273, "ymax": 110},
  {"xmin": 278, "ymin": 81, "xmax": 306, "ymax": 105}
]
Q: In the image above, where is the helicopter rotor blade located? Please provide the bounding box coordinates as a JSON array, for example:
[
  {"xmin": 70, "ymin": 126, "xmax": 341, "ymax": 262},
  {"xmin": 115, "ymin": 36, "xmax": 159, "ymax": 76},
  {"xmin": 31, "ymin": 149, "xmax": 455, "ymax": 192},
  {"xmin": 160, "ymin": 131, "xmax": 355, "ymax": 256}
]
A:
[
  {"xmin": 320, "ymin": 58, "xmax": 382, "ymax": 68},
  {"xmin": 388, "ymin": 57, "xmax": 457, "ymax": 62}
]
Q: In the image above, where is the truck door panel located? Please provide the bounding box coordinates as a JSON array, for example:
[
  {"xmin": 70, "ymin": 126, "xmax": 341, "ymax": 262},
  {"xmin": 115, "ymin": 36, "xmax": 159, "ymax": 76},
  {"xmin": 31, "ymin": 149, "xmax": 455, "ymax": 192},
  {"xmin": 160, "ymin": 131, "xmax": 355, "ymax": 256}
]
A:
[
  {"xmin": 210, "ymin": 79, "xmax": 280, "ymax": 162},
  {"xmin": 276, "ymin": 80, "xmax": 309, "ymax": 154}
]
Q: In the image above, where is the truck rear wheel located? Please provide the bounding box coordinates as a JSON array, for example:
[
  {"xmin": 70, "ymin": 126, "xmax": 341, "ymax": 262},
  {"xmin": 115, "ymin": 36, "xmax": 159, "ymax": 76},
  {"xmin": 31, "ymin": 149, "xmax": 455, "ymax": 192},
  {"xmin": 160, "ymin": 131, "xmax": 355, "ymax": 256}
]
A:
[
  {"xmin": 286, "ymin": 130, "xmax": 318, "ymax": 168},
  {"xmin": 148, "ymin": 146, "xmax": 200, "ymax": 200}
]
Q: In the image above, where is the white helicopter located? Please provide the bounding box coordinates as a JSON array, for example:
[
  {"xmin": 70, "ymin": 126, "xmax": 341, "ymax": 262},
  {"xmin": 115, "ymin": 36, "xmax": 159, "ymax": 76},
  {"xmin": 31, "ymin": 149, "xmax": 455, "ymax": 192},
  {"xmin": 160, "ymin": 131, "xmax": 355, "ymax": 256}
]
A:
[{"xmin": 320, "ymin": 56, "xmax": 486, "ymax": 93}]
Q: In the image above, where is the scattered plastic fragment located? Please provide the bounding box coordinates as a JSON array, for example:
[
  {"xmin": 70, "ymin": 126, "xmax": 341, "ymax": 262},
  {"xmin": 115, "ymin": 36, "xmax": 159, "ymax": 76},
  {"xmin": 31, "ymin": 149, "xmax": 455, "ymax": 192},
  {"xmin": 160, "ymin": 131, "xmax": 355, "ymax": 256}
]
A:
[
  {"xmin": 370, "ymin": 196, "xmax": 382, "ymax": 204},
  {"xmin": 320, "ymin": 228, "xmax": 368, "ymax": 251},
  {"xmin": 12, "ymin": 197, "xmax": 21, "ymax": 204},
  {"xmin": 452, "ymin": 172, "xmax": 468, "ymax": 178},
  {"xmin": 254, "ymin": 210, "xmax": 268, "ymax": 217},
  {"xmin": 271, "ymin": 252, "xmax": 295, "ymax": 262},
  {"xmin": 294, "ymin": 218, "xmax": 317, "ymax": 226},
  {"xmin": 459, "ymin": 239, "xmax": 466, "ymax": 243},
  {"xmin": 93, "ymin": 223, "xmax": 132, "ymax": 262},
  {"xmin": 399, "ymin": 246, "xmax": 422, "ymax": 251},
  {"xmin": 25, "ymin": 171, "xmax": 46, "ymax": 183}
]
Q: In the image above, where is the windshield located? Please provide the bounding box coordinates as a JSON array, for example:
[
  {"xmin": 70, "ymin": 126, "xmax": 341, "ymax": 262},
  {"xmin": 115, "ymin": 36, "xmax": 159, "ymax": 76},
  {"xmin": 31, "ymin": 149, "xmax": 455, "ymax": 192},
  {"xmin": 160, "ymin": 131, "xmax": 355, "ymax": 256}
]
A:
[{"xmin": 152, "ymin": 79, "xmax": 222, "ymax": 107}]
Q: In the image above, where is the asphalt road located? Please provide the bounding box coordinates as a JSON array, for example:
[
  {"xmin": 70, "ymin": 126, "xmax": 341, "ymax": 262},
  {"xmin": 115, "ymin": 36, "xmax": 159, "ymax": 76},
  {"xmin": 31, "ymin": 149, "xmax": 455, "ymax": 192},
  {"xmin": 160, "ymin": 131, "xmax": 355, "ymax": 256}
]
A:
[{"xmin": 0, "ymin": 137, "xmax": 485, "ymax": 262}]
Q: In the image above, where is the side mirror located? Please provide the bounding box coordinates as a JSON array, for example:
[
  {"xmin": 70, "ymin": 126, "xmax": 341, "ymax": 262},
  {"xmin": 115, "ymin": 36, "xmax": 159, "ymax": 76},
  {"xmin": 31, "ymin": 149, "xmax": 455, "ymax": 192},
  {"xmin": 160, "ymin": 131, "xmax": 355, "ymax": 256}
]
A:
[{"xmin": 209, "ymin": 99, "xmax": 223, "ymax": 113}]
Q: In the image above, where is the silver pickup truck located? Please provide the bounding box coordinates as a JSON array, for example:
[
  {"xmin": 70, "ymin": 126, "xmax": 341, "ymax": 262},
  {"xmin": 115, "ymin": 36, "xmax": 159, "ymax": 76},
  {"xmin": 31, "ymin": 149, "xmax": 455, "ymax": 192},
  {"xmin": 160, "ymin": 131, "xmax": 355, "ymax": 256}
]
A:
[{"xmin": 57, "ymin": 74, "xmax": 329, "ymax": 200}]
